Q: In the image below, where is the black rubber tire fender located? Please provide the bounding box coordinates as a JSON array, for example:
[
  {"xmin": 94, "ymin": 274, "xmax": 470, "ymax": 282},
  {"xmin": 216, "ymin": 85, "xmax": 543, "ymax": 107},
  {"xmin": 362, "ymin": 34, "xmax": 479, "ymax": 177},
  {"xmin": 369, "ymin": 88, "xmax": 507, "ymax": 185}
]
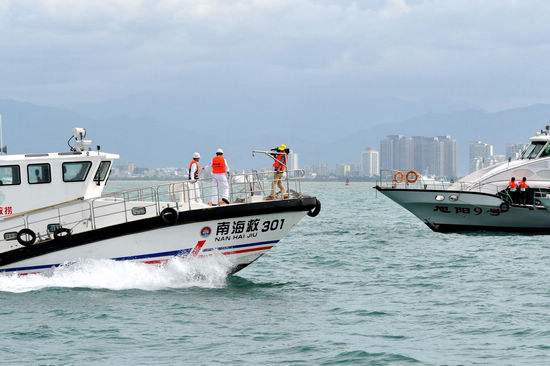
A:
[
  {"xmin": 307, "ymin": 199, "xmax": 322, "ymax": 217},
  {"xmin": 17, "ymin": 228, "xmax": 36, "ymax": 247},
  {"xmin": 499, "ymin": 202, "xmax": 510, "ymax": 213},
  {"xmin": 54, "ymin": 228, "xmax": 72, "ymax": 240},
  {"xmin": 160, "ymin": 207, "xmax": 179, "ymax": 225}
]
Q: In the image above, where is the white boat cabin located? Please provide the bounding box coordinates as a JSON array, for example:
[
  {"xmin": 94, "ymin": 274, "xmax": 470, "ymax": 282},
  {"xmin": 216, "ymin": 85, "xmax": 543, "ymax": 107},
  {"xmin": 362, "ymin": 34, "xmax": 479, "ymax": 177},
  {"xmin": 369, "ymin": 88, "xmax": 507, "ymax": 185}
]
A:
[
  {"xmin": 456, "ymin": 128, "xmax": 550, "ymax": 194},
  {"xmin": 0, "ymin": 128, "xmax": 118, "ymax": 216}
]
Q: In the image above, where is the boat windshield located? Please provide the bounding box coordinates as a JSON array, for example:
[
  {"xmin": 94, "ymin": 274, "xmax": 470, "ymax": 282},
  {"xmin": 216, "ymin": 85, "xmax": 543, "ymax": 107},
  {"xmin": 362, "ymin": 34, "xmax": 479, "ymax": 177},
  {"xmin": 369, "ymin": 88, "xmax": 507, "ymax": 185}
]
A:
[{"xmin": 521, "ymin": 141, "xmax": 547, "ymax": 159}]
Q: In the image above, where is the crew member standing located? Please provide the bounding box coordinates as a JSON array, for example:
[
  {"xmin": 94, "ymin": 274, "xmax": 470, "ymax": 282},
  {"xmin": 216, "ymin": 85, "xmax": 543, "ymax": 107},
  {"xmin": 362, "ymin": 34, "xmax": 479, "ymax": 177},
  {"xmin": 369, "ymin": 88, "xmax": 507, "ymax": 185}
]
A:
[
  {"xmin": 189, "ymin": 152, "xmax": 202, "ymax": 202},
  {"xmin": 210, "ymin": 148, "xmax": 230, "ymax": 205},
  {"xmin": 508, "ymin": 176, "xmax": 518, "ymax": 203},
  {"xmin": 266, "ymin": 144, "xmax": 288, "ymax": 200},
  {"xmin": 519, "ymin": 177, "xmax": 529, "ymax": 204}
]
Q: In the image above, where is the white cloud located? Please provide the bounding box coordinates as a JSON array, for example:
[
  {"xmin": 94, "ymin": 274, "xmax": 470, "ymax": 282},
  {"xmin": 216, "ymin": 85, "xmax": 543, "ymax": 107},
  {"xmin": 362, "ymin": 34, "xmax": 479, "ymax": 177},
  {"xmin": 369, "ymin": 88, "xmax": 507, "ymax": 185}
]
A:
[{"xmin": 0, "ymin": 0, "xmax": 549, "ymax": 107}]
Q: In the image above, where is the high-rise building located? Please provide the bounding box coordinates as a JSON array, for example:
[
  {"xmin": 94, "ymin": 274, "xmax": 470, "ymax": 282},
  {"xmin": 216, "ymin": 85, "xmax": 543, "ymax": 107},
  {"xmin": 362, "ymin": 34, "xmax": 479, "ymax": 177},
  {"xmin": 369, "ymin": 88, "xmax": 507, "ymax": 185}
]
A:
[
  {"xmin": 505, "ymin": 143, "xmax": 526, "ymax": 160},
  {"xmin": 380, "ymin": 134, "xmax": 456, "ymax": 178},
  {"xmin": 360, "ymin": 147, "xmax": 379, "ymax": 177},
  {"xmin": 335, "ymin": 163, "xmax": 351, "ymax": 177},
  {"xmin": 288, "ymin": 151, "xmax": 299, "ymax": 171},
  {"xmin": 469, "ymin": 141, "xmax": 493, "ymax": 172},
  {"xmin": 438, "ymin": 136, "xmax": 457, "ymax": 178},
  {"xmin": 380, "ymin": 135, "xmax": 400, "ymax": 171}
]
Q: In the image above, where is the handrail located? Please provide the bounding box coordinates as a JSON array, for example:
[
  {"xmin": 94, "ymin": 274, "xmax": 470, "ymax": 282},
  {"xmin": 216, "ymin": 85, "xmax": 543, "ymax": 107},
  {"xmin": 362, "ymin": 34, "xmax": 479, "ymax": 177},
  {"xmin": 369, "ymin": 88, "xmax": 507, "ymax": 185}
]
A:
[
  {"xmin": 0, "ymin": 169, "xmax": 307, "ymax": 248},
  {"xmin": 1, "ymin": 197, "xmax": 84, "ymax": 221},
  {"xmin": 377, "ymin": 169, "xmax": 510, "ymax": 195}
]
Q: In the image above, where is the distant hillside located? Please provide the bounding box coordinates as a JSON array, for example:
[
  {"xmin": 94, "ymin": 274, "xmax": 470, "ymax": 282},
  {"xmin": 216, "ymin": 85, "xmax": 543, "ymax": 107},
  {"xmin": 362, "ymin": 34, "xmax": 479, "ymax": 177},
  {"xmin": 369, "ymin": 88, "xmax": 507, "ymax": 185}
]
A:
[
  {"xmin": 335, "ymin": 104, "xmax": 550, "ymax": 175},
  {"xmin": 1, "ymin": 98, "xmax": 549, "ymax": 174}
]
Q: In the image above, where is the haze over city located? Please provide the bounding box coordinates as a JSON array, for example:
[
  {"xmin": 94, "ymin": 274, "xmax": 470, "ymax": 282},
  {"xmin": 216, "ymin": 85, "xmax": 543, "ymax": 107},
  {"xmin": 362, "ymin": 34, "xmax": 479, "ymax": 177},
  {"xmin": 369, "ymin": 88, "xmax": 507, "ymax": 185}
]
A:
[{"xmin": 1, "ymin": 0, "xmax": 550, "ymax": 173}]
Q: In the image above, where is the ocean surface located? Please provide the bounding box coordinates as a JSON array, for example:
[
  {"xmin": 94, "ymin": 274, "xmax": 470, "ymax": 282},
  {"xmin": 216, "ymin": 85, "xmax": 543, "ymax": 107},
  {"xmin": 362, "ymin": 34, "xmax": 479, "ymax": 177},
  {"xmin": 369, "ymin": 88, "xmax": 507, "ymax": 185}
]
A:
[{"xmin": 1, "ymin": 181, "xmax": 550, "ymax": 365}]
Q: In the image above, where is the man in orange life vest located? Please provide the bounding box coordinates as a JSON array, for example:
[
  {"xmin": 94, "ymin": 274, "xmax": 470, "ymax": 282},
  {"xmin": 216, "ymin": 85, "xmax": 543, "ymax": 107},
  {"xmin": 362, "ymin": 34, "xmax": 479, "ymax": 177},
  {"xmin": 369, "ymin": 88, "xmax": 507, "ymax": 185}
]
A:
[
  {"xmin": 519, "ymin": 177, "xmax": 529, "ymax": 204},
  {"xmin": 266, "ymin": 144, "xmax": 289, "ymax": 200},
  {"xmin": 508, "ymin": 176, "xmax": 518, "ymax": 203},
  {"xmin": 189, "ymin": 152, "xmax": 202, "ymax": 203},
  {"xmin": 209, "ymin": 148, "xmax": 230, "ymax": 205}
]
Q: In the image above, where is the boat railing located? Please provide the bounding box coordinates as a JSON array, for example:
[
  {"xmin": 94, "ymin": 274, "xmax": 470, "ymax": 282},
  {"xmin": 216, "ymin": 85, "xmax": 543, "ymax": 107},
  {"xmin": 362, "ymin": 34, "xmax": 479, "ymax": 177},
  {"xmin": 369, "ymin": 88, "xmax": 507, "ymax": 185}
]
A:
[
  {"xmin": 377, "ymin": 169, "xmax": 509, "ymax": 196},
  {"xmin": 0, "ymin": 169, "xmax": 306, "ymax": 249}
]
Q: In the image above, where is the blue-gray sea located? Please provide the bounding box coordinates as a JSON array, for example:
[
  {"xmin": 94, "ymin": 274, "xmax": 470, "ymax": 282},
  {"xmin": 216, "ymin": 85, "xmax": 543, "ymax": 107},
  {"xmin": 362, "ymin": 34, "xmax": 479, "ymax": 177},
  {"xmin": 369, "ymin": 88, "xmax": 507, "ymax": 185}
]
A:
[{"xmin": 1, "ymin": 181, "xmax": 550, "ymax": 365}]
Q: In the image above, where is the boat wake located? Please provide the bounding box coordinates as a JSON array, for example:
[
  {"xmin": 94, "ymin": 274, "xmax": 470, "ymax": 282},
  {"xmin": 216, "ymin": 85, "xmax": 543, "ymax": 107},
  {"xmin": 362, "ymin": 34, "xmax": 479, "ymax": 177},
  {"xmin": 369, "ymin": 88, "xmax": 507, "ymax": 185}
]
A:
[{"xmin": 0, "ymin": 254, "xmax": 233, "ymax": 293}]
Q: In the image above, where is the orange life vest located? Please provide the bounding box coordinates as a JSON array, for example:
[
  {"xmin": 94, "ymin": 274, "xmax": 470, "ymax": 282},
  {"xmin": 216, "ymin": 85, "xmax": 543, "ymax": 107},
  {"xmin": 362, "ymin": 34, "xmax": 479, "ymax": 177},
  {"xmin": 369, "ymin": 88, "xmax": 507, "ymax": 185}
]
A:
[
  {"xmin": 273, "ymin": 152, "xmax": 288, "ymax": 171},
  {"xmin": 212, "ymin": 156, "xmax": 226, "ymax": 174},
  {"xmin": 519, "ymin": 181, "xmax": 527, "ymax": 190},
  {"xmin": 189, "ymin": 160, "xmax": 199, "ymax": 180},
  {"xmin": 509, "ymin": 180, "xmax": 517, "ymax": 190}
]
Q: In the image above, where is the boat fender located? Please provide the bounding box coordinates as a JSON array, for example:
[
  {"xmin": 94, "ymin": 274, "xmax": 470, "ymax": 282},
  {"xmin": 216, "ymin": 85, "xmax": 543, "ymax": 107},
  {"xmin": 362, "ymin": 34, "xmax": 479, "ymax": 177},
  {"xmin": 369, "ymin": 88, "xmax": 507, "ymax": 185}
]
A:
[
  {"xmin": 17, "ymin": 228, "xmax": 36, "ymax": 247},
  {"xmin": 499, "ymin": 202, "xmax": 510, "ymax": 213},
  {"xmin": 394, "ymin": 171, "xmax": 404, "ymax": 184},
  {"xmin": 307, "ymin": 199, "xmax": 321, "ymax": 217},
  {"xmin": 160, "ymin": 207, "xmax": 179, "ymax": 225},
  {"xmin": 406, "ymin": 170, "xmax": 419, "ymax": 184},
  {"xmin": 54, "ymin": 228, "xmax": 72, "ymax": 240}
]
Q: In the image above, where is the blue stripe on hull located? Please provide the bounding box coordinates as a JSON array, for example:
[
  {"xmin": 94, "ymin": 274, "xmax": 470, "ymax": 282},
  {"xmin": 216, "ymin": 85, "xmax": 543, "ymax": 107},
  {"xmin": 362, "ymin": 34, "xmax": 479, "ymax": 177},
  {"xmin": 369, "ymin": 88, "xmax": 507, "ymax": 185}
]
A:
[{"xmin": 0, "ymin": 240, "xmax": 279, "ymax": 273}]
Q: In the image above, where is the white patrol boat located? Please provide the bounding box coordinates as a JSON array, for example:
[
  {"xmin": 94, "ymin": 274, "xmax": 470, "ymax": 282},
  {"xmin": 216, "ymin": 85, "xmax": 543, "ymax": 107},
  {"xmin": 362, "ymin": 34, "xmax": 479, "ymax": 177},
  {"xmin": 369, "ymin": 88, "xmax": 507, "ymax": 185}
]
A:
[
  {"xmin": 376, "ymin": 126, "xmax": 550, "ymax": 233},
  {"xmin": 0, "ymin": 128, "xmax": 321, "ymax": 274}
]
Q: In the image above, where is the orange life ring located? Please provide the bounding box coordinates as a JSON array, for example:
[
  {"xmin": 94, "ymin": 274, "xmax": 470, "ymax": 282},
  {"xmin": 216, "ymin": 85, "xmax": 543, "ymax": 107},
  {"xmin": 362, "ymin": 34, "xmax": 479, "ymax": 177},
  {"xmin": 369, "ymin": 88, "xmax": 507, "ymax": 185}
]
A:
[
  {"xmin": 394, "ymin": 171, "xmax": 404, "ymax": 183},
  {"xmin": 406, "ymin": 170, "xmax": 419, "ymax": 183}
]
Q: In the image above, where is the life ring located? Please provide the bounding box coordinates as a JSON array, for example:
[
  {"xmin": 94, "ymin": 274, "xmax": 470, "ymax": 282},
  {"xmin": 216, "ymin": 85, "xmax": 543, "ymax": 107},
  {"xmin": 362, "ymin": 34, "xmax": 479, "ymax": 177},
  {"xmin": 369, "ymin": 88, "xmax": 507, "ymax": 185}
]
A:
[
  {"xmin": 160, "ymin": 207, "xmax": 179, "ymax": 225},
  {"xmin": 17, "ymin": 228, "xmax": 36, "ymax": 247},
  {"xmin": 406, "ymin": 170, "xmax": 419, "ymax": 183},
  {"xmin": 307, "ymin": 199, "xmax": 321, "ymax": 217},
  {"xmin": 394, "ymin": 171, "xmax": 404, "ymax": 183},
  {"xmin": 499, "ymin": 202, "xmax": 510, "ymax": 213},
  {"xmin": 54, "ymin": 228, "xmax": 72, "ymax": 240}
]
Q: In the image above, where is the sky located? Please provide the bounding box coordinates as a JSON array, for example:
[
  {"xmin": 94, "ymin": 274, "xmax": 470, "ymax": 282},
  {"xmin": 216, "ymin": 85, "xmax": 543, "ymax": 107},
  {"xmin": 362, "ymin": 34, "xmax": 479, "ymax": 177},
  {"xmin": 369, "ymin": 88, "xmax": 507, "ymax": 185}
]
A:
[{"xmin": 1, "ymin": 0, "xmax": 550, "ymax": 112}]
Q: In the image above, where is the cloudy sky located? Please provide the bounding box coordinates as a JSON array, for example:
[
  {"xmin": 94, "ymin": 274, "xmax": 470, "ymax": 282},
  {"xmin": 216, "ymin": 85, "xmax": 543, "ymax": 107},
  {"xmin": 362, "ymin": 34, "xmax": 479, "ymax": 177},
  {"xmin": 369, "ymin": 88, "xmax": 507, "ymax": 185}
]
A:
[{"xmin": 1, "ymin": 0, "xmax": 550, "ymax": 111}]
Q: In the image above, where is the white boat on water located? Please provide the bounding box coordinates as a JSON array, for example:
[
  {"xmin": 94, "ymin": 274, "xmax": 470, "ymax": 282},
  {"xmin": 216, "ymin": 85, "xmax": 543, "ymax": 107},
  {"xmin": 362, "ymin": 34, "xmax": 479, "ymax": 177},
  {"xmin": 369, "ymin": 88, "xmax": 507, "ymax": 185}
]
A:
[
  {"xmin": 376, "ymin": 126, "xmax": 550, "ymax": 233},
  {"xmin": 0, "ymin": 128, "xmax": 321, "ymax": 274}
]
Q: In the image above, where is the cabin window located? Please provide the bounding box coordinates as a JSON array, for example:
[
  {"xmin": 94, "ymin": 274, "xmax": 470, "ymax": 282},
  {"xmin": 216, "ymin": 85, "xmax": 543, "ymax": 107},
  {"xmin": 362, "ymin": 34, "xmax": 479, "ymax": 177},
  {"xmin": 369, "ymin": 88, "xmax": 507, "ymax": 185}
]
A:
[
  {"xmin": 540, "ymin": 144, "xmax": 550, "ymax": 158},
  {"xmin": 28, "ymin": 164, "xmax": 51, "ymax": 184},
  {"xmin": 0, "ymin": 165, "xmax": 20, "ymax": 185},
  {"xmin": 63, "ymin": 161, "xmax": 92, "ymax": 182},
  {"xmin": 521, "ymin": 141, "xmax": 546, "ymax": 159},
  {"xmin": 93, "ymin": 161, "xmax": 111, "ymax": 182}
]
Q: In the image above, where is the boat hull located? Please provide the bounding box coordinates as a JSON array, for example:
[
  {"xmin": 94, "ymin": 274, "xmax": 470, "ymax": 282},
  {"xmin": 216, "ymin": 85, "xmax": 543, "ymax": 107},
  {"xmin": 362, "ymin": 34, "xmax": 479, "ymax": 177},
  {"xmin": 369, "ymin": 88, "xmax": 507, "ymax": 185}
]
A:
[
  {"xmin": 376, "ymin": 187, "xmax": 550, "ymax": 233},
  {"xmin": 0, "ymin": 197, "xmax": 318, "ymax": 274}
]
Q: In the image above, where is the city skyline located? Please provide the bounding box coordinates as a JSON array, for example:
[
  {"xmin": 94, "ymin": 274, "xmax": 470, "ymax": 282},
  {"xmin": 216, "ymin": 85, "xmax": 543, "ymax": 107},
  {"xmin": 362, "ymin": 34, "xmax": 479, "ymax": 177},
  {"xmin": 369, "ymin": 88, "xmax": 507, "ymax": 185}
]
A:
[
  {"xmin": 113, "ymin": 135, "xmax": 527, "ymax": 180},
  {"xmin": 380, "ymin": 134, "xmax": 457, "ymax": 178}
]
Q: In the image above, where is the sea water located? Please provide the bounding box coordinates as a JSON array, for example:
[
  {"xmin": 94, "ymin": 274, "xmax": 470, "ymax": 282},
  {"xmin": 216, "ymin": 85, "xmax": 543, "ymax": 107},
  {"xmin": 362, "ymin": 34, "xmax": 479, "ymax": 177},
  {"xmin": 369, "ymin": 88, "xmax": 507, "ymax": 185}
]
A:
[{"xmin": 1, "ymin": 182, "xmax": 550, "ymax": 365}]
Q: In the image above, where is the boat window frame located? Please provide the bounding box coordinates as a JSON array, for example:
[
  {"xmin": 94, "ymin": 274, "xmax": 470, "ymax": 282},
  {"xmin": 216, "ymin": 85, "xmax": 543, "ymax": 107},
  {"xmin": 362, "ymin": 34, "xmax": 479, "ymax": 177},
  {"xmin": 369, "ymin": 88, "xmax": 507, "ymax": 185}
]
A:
[
  {"xmin": 521, "ymin": 141, "xmax": 547, "ymax": 160},
  {"xmin": 27, "ymin": 163, "xmax": 52, "ymax": 185},
  {"xmin": 93, "ymin": 161, "xmax": 111, "ymax": 182},
  {"xmin": 0, "ymin": 165, "xmax": 21, "ymax": 186},
  {"xmin": 62, "ymin": 161, "xmax": 93, "ymax": 183},
  {"xmin": 539, "ymin": 142, "xmax": 550, "ymax": 158}
]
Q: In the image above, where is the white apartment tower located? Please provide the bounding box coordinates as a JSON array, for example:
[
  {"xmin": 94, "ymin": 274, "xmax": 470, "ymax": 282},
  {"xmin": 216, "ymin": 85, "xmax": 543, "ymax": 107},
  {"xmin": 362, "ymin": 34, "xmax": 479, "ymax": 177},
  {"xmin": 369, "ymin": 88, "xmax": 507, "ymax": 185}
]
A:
[
  {"xmin": 361, "ymin": 147, "xmax": 379, "ymax": 177},
  {"xmin": 288, "ymin": 151, "xmax": 299, "ymax": 171},
  {"xmin": 469, "ymin": 141, "xmax": 493, "ymax": 172}
]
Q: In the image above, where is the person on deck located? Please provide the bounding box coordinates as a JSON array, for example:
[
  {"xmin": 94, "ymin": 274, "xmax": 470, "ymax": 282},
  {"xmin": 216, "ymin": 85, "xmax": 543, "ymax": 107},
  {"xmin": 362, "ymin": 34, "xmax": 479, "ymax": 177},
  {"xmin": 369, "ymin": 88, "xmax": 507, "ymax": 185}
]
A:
[
  {"xmin": 508, "ymin": 176, "xmax": 518, "ymax": 203},
  {"xmin": 209, "ymin": 148, "xmax": 230, "ymax": 205},
  {"xmin": 266, "ymin": 144, "xmax": 289, "ymax": 200},
  {"xmin": 188, "ymin": 152, "xmax": 202, "ymax": 203},
  {"xmin": 519, "ymin": 177, "xmax": 529, "ymax": 204}
]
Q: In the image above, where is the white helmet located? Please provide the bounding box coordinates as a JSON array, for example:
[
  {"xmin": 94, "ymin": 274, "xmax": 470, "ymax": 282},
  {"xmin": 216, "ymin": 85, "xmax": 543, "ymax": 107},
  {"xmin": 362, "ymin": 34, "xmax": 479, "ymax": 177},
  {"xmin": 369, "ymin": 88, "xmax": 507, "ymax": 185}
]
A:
[
  {"xmin": 216, "ymin": 148, "xmax": 224, "ymax": 154},
  {"xmin": 192, "ymin": 152, "xmax": 200, "ymax": 159}
]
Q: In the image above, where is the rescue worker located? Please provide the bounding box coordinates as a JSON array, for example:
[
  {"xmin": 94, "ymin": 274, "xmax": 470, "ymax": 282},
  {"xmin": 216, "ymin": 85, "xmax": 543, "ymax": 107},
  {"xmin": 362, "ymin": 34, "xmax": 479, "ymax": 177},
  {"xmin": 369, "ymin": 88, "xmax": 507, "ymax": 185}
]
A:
[
  {"xmin": 188, "ymin": 152, "xmax": 202, "ymax": 203},
  {"xmin": 519, "ymin": 177, "xmax": 529, "ymax": 204},
  {"xmin": 209, "ymin": 148, "xmax": 230, "ymax": 205},
  {"xmin": 266, "ymin": 144, "xmax": 289, "ymax": 200},
  {"xmin": 508, "ymin": 176, "xmax": 518, "ymax": 203}
]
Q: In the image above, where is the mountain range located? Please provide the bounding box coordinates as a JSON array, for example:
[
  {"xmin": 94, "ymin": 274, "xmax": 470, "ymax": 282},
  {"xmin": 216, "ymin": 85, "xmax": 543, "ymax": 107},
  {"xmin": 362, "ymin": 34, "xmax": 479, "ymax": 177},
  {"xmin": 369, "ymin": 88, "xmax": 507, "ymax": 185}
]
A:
[{"xmin": 1, "ymin": 98, "xmax": 549, "ymax": 175}]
